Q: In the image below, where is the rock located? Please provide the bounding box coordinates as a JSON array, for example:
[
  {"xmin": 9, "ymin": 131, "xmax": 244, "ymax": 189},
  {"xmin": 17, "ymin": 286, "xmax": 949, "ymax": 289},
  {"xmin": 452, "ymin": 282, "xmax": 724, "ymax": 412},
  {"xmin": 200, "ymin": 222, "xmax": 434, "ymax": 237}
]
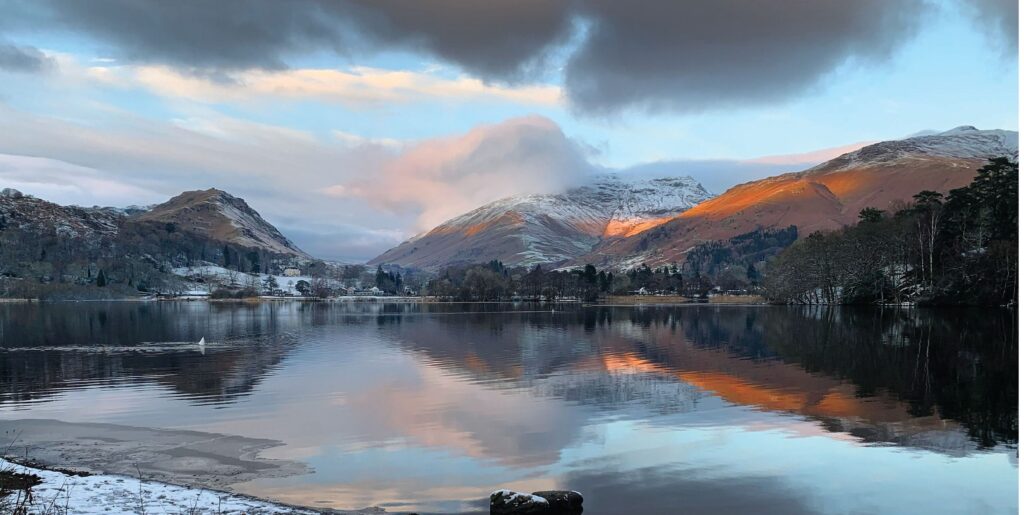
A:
[
  {"xmin": 532, "ymin": 491, "xmax": 584, "ymax": 513},
  {"xmin": 490, "ymin": 489, "xmax": 584, "ymax": 514},
  {"xmin": 490, "ymin": 489, "xmax": 550, "ymax": 514}
]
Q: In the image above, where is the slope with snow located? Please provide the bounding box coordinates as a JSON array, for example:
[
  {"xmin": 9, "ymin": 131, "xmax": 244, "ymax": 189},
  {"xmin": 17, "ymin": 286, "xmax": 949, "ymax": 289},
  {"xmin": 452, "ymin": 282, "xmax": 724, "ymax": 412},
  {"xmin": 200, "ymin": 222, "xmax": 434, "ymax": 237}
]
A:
[
  {"xmin": 132, "ymin": 189, "xmax": 309, "ymax": 258},
  {"xmin": 578, "ymin": 126, "xmax": 1019, "ymax": 269},
  {"xmin": 369, "ymin": 174, "xmax": 713, "ymax": 269}
]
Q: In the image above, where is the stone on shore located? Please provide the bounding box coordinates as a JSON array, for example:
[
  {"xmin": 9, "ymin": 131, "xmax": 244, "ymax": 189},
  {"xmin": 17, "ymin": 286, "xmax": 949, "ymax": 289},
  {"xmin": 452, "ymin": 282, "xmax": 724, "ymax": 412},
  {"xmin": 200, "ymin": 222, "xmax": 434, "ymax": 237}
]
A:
[
  {"xmin": 490, "ymin": 489, "xmax": 584, "ymax": 514},
  {"xmin": 532, "ymin": 490, "xmax": 584, "ymax": 512},
  {"xmin": 490, "ymin": 489, "xmax": 550, "ymax": 514}
]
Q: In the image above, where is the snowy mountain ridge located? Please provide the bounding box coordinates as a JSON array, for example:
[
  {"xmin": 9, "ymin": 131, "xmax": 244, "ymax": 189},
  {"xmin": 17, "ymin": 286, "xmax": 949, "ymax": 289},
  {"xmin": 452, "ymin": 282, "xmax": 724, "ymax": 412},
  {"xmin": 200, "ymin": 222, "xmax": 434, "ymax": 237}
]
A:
[
  {"xmin": 812, "ymin": 126, "xmax": 1018, "ymax": 173},
  {"xmin": 370, "ymin": 173, "xmax": 713, "ymax": 269}
]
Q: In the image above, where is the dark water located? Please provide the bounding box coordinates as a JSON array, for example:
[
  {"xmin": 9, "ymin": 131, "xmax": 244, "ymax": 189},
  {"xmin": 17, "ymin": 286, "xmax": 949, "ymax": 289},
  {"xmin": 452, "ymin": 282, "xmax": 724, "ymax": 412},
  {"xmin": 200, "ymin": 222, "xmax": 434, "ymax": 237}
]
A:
[{"xmin": 0, "ymin": 302, "xmax": 1017, "ymax": 514}]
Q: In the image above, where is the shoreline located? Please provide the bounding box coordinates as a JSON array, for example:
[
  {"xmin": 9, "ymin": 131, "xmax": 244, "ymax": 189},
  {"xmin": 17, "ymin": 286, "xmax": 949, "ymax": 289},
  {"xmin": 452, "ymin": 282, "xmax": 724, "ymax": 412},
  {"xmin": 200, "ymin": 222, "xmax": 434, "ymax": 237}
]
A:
[
  {"xmin": 1, "ymin": 458, "xmax": 326, "ymax": 514},
  {"xmin": 0, "ymin": 419, "xmax": 376, "ymax": 514}
]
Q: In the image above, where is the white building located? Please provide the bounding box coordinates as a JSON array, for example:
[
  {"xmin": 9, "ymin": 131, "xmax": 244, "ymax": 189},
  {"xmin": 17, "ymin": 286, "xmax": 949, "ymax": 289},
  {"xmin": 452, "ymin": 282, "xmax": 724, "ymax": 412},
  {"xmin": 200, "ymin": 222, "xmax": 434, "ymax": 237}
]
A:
[{"xmin": 282, "ymin": 268, "xmax": 301, "ymax": 277}]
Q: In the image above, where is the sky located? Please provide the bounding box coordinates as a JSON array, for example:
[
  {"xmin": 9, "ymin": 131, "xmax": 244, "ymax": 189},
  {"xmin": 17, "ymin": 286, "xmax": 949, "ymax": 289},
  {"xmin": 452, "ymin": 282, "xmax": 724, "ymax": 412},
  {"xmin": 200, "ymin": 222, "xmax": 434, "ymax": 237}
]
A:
[{"xmin": 0, "ymin": 0, "xmax": 1017, "ymax": 261}]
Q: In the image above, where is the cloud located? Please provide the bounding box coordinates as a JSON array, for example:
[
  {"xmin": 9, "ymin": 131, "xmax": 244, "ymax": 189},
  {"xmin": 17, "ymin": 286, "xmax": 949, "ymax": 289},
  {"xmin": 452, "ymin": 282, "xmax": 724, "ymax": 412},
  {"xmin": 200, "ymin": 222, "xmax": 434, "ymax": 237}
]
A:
[
  {"xmin": 0, "ymin": 42, "xmax": 52, "ymax": 72},
  {"xmin": 13, "ymin": 0, "xmax": 574, "ymax": 78},
  {"xmin": 6, "ymin": 0, "xmax": 975, "ymax": 114},
  {"xmin": 0, "ymin": 154, "xmax": 166, "ymax": 206},
  {"xmin": 964, "ymin": 0, "xmax": 1018, "ymax": 50},
  {"xmin": 563, "ymin": 0, "xmax": 928, "ymax": 114},
  {"xmin": 323, "ymin": 115, "xmax": 595, "ymax": 231},
  {"xmin": 0, "ymin": 102, "xmax": 594, "ymax": 260},
  {"xmin": 89, "ymin": 64, "xmax": 562, "ymax": 107}
]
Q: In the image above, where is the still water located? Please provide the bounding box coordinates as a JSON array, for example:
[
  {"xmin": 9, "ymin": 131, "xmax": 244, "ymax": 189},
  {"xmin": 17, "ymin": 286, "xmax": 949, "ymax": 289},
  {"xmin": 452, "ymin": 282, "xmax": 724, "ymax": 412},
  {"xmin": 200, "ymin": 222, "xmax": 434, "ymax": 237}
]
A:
[{"xmin": 0, "ymin": 302, "xmax": 1017, "ymax": 514}]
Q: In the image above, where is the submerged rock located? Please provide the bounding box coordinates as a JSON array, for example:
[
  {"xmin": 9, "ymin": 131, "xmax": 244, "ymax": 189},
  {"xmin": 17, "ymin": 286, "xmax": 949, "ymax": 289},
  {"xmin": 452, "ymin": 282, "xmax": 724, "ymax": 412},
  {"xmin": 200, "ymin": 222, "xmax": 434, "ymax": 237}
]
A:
[{"xmin": 490, "ymin": 489, "xmax": 583, "ymax": 514}]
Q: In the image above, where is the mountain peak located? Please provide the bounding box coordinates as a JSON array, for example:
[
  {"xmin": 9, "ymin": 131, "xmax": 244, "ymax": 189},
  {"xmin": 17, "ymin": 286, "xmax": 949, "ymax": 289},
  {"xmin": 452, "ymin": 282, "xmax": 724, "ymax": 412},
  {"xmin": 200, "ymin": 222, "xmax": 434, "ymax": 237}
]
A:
[
  {"xmin": 370, "ymin": 174, "xmax": 712, "ymax": 269},
  {"xmin": 134, "ymin": 189, "xmax": 308, "ymax": 258},
  {"xmin": 941, "ymin": 125, "xmax": 979, "ymax": 134}
]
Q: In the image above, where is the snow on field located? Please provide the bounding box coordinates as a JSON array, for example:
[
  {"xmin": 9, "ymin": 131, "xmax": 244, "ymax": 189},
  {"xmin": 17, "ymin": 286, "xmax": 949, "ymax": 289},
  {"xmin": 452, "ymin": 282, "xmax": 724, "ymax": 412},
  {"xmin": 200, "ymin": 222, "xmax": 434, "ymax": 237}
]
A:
[
  {"xmin": 1, "ymin": 459, "xmax": 314, "ymax": 514},
  {"xmin": 171, "ymin": 265, "xmax": 319, "ymax": 295}
]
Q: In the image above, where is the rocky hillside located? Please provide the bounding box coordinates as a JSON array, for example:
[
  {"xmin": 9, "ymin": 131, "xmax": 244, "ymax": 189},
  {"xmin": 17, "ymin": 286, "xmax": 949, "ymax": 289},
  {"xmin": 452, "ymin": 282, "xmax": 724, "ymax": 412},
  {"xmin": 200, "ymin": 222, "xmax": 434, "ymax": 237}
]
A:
[
  {"xmin": 0, "ymin": 187, "xmax": 308, "ymax": 297},
  {"xmin": 369, "ymin": 174, "xmax": 712, "ymax": 270},
  {"xmin": 0, "ymin": 188, "xmax": 123, "ymax": 242},
  {"xmin": 132, "ymin": 189, "xmax": 308, "ymax": 258},
  {"xmin": 578, "ymin": 126, "xmax": 1018, "ymax": 269}
]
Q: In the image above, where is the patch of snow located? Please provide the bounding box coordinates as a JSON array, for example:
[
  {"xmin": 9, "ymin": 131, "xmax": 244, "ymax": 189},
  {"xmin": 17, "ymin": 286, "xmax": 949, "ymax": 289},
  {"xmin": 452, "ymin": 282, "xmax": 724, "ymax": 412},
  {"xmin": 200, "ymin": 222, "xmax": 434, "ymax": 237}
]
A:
[
  {"xmin": 0, "ymin": 458, "xmax": 314, "ymax": 514},
  {"xmin": 171, "ymin": 265, "xmax": 317, "ymax": 295}
]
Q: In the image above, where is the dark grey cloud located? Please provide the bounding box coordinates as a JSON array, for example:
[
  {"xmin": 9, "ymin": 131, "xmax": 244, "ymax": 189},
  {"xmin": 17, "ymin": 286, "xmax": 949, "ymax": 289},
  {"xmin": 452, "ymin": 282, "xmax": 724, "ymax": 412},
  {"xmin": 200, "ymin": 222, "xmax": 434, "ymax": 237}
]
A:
[
  {"xmin": 0, "ymin": 43, "xmax": 51, "ymax": 72},
  {"xmin": 10, "ymin": 0, "xmax": 573, "ymax": 77},
  {"xmin": 3, "ymin": 0, "xmax": 1012, "ymax": 113},
  {"xmin": 21, "ymin": 0, "xmax": 348, "ymax": 70},
  {"xmin": 564, "ymin": 0, "xmax": 928, "ymax": 114},
  {"xmin": 343, "ymin": 0, "xmax": 575, "ymax": 80},
  {"xmin": 965, "ymin": 0, "xmax": 1018, "ymax": 49}
]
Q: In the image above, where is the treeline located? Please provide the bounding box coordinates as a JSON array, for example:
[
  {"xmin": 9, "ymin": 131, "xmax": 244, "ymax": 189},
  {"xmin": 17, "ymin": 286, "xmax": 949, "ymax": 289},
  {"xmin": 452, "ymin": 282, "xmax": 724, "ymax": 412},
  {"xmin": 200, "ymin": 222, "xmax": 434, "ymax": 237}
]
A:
[
  {"xmin": 0, "ymin": 214, "xmax": 307, "ymax": 299},
  {"xmin": 424, "ymin": 260, "xmax": 707, "ymax": 301},
  {"xmin": 420, "ymin": 226, "xmax": 796, "ymax": 302},
  {"xmin": 764, "ymin": 158, "xmax": 1018, "ymax": 305},
  {"xmin": 681, "ymin": 226, "xmax": 797, "ymax": 289}
]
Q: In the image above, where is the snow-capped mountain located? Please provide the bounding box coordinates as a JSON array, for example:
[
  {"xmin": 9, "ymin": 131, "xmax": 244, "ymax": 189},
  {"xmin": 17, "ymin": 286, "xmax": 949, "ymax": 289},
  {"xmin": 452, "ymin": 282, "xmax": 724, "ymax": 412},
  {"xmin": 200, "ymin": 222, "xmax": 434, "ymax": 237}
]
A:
[
  {"xmin": 577, "ymin": 126, "xmax": 1019, "ymax": 269},
  {"xmin": 369, "ymin": 174, "xmax": 712, "ymax": 269},
  {"xmin": 811, "ymin": 126, "xmax": 1017, "ymax": 172},
  {"xmin": 132, "ymin": 189, "xmax": 308, "ymax": 258}
]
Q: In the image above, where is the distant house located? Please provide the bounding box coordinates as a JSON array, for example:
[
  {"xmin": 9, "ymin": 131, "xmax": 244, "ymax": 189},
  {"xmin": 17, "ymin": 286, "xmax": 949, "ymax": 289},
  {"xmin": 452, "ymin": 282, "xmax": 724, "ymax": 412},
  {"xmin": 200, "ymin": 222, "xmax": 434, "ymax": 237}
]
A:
[{"xmin": 282, "ymin": 268, "xmax": 301, "ymax": 277}]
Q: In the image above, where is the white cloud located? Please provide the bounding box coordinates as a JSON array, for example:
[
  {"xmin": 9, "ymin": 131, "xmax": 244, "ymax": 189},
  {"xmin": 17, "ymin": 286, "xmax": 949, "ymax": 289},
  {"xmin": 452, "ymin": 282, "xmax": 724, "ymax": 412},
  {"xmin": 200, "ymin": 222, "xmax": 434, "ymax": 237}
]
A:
[
  {"xmin": 84, "ymin": 63, "xmax": 563, "ymax": 108},
  {"xmin": 0, "ymin": 102, "xmax": 591, "ymax": 260}
]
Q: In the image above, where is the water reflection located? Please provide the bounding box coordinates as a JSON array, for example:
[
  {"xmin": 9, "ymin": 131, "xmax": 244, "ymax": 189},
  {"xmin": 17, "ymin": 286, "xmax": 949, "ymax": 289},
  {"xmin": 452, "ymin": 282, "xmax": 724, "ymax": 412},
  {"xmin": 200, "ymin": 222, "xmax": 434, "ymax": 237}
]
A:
[{"xmin": 0, "ymin": 302, "xmax": 1017, "ymax": 514}]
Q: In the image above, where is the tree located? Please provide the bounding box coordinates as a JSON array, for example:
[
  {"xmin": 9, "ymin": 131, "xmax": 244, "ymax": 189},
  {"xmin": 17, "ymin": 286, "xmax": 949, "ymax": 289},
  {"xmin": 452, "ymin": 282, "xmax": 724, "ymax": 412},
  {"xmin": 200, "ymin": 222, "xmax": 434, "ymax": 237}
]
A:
[
  {"xmin": 96, "ymin": 269, "xmax": 107, "ymax": 287},
  {"xmin": 858, "ymin": 207, "xmax": 885, "ymax": 224},
  {"xmin": 311, "ymin": 277, "xmax": 332, "ymax": 298},
  {"xmin": 295, "ymin": 279, "xmax": 311, "ymax": 296},
  {"xmin": 262, "ymin": 275, "xmax": 279, "ymax": 294},
  {"xmin": 746, "ymin": 262, "xmax": 759, "ymax": 285}
]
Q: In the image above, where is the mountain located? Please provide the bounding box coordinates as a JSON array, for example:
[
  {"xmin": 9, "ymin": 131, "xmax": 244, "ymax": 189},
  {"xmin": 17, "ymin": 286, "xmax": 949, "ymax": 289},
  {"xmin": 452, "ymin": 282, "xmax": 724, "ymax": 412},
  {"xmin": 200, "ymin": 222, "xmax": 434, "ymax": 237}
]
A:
[
  {"xmin": 578, "ymin": 126, "xmax": 1018, "ymax": 269},
  {"xmin": 0, "ymin": 188, "xmax": 123, "ymax": 242},
  {"xmin": 0, "ymin": 187, "xmax": 308, "ymax": 297},
  {"xmin": 369, "ymin": 175, "xmax": 713, "ymax": 270},
  {"xmin": 131, "ymin": 189, "xmax": 308, "ymax": 258}
]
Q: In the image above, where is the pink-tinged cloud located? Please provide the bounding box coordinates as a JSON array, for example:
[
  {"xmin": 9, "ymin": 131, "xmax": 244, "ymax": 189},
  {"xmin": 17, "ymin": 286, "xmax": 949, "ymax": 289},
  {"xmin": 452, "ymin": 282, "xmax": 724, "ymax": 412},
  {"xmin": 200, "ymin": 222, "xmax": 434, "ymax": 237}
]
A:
[{"xmin": 323, "ymin": 115, "xmax": 593, "ymax": 231}]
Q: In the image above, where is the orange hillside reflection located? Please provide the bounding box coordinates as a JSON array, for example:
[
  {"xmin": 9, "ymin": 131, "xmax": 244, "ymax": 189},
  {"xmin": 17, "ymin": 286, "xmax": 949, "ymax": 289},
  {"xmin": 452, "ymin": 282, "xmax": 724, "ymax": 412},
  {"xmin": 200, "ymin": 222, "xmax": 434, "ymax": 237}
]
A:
[{"xmin": 596, "ymin": 349, "xmax": 946, "ymax": 431}]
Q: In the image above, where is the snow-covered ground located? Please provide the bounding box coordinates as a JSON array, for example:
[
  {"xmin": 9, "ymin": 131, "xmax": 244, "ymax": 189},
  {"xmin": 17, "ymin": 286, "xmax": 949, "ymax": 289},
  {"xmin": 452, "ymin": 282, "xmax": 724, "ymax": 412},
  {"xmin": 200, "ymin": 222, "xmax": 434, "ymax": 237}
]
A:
[
  {"xmin": 171, "ymin": 265, "xmax": 323, "ymax": 296},
  {"xmin": 1, "ymin": 459, "xmax": 315, "ymax": 514}
]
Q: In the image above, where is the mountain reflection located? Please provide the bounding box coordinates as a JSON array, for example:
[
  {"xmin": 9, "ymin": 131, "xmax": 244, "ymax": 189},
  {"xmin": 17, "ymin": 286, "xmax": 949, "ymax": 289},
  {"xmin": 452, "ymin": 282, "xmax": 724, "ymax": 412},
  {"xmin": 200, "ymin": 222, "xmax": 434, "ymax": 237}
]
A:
[{"xmin": 0, "ymin": 302, "xmax": 1016, "ymax": 453}]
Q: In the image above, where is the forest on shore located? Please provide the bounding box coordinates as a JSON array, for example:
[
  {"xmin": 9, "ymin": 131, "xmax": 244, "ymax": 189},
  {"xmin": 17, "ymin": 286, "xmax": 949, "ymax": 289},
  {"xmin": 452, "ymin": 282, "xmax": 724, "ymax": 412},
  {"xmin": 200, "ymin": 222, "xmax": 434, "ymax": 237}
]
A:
[{"xmin": 764, "ymin": 158, "xmax": 1017, "ymax": 305}]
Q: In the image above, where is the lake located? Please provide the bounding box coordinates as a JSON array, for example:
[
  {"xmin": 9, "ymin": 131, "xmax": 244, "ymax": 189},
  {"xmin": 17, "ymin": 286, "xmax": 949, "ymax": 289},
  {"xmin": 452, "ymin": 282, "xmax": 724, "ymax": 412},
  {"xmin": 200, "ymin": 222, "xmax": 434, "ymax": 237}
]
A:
[{"xmin": 0, "ymin": 302, "xmax": 1017, "ymax": 514}]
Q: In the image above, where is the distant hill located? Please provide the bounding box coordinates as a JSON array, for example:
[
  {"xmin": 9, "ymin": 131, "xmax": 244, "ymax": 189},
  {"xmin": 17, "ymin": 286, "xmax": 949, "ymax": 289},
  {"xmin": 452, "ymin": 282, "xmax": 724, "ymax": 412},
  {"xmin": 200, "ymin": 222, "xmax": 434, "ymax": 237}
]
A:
[
  {"xmin": 576, "ymin": 126, "xmax": 1018, "ymax": 269},
  {"xmin": 369, "ymin": 174, "xmax": 712, "ymax": 270}
]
